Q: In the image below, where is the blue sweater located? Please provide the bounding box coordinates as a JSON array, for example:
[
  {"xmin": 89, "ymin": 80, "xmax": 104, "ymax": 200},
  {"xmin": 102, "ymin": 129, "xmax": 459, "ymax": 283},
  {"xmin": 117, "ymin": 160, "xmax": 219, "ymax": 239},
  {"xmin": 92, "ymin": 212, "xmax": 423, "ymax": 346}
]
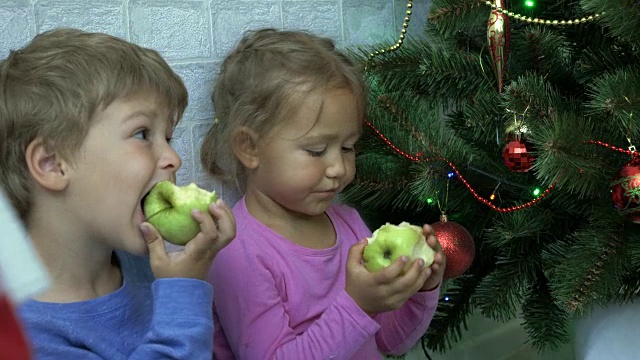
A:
[{"xmin": 18, "ymin": 252, "xmax": 214, "ymax": 359}]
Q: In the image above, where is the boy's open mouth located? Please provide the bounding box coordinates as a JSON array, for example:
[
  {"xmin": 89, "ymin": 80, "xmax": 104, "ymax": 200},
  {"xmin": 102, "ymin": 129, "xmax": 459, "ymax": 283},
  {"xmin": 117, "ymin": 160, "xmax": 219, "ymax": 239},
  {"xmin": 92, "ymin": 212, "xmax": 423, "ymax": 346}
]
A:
[{"xmin": 140, "ymin": 190, "xmax": 152, "ymax": 220}]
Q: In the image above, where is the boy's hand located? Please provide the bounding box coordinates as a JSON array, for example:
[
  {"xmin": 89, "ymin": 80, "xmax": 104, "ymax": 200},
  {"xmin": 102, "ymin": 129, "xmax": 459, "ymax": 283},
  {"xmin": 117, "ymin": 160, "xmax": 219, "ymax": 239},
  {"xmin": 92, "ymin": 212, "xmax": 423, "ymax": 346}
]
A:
[
  {"xmin": 345, "ymin": 239, "xmax": 431, "ymax": 315},
  {"xmin": 141, "ymin": 199, "xmax": 236, "ymax": 280},
  {"xmin": 419, "ymin": 224, "xmax": 446, "ymax": 292}
]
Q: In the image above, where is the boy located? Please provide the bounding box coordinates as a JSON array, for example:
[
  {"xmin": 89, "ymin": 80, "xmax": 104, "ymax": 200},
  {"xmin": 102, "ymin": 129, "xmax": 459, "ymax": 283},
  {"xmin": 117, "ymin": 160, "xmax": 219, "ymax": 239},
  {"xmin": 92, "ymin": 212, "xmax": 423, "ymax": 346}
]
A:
[{"xmin": 0, "ymin": 28, "xmax": 235, "ymax": 359}]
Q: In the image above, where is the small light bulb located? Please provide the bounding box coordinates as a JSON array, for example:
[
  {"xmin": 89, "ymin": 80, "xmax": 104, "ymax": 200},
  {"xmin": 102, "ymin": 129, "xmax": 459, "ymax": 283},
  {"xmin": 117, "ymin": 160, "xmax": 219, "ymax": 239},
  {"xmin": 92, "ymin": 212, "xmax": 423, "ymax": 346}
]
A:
[{"xmin": 532, "ymin": 188, "xmax": 541, "ymax": 197}]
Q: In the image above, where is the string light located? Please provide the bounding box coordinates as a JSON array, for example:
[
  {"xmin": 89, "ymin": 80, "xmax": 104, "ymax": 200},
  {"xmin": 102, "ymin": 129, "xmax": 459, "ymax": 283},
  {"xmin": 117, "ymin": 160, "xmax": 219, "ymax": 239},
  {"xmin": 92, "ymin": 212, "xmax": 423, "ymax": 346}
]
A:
[
  {"xmin": 524, "ymin": 0, "xmax": 535, "ymax": 8},
  {"xmin": 360, "ymin": 127, "xmax": 637, "ymax": 213},
  {"xmin": 490, "ymin": 182, "xmax": 501, "ymax": 201},
  {"xmin": 364, "ymin": 120, "xmax": 556, "ymax": 213}
]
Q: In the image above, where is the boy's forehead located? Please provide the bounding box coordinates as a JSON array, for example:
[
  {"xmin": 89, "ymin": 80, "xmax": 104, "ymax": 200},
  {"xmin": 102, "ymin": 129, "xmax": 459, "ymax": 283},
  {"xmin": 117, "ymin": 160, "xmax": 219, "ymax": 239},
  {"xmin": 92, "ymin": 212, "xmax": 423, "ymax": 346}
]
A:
[
  {"xmin": 98, "ymin": 92, "xmax": 176, "ymax": 125},
  {"xmin": 119, "ymin": 90, "xmax": 170, "ymax": 107}
]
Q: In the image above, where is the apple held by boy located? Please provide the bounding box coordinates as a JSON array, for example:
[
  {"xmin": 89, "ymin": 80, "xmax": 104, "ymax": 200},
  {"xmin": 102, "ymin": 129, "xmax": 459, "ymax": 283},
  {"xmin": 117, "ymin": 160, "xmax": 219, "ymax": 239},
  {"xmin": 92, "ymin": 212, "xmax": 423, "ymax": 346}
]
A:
[
  {"xmin": 143, "ymin": 181, "xmax": 217, "ymax": 245},
  {"xmin": 362, "ymin": 222, "xmax": 435, "ymax": 272}
]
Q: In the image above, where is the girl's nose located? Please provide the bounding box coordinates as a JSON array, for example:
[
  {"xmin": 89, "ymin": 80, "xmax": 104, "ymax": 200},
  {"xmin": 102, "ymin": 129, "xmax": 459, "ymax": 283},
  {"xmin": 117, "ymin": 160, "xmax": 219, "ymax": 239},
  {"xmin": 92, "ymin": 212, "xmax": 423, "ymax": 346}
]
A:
[{"xmin": 326, "ymin": 154, "xmax": 346, "ymax": 178}]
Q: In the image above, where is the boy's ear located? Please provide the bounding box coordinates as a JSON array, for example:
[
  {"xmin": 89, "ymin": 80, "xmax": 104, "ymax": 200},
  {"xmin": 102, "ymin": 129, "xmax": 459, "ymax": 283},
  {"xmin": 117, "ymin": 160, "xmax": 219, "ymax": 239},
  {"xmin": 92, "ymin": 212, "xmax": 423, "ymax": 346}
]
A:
[
  {"xmin": 25, "ymin": 138, "xmax": 70, "ymax": 191},
  {"xmin": 231, "ymin": 126, "xmax": 260, "ymax": 170}
]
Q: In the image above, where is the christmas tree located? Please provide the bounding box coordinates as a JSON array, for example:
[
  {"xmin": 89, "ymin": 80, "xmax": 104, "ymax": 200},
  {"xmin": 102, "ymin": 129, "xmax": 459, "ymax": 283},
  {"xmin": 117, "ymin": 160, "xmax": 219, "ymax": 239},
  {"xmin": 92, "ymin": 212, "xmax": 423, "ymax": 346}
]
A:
[{"xmin": 340, "ymin": 0, "xmax": 640, "ymax": 354}]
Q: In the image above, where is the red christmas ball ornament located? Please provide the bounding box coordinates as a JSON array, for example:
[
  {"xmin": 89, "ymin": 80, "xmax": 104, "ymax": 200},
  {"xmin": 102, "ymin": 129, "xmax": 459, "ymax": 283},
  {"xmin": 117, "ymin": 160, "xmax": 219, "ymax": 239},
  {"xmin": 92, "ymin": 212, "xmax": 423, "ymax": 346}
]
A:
[
  {"xmin": 431, "ymin": 215, "xmax": 475, "ymax": 279},
  {"xmin": 611, "ymin": 158, "xmax": 640, "ymax": 223},
  {"xmin": 502, "ymin": 139, "xmax": 534, "ymax": 172}
]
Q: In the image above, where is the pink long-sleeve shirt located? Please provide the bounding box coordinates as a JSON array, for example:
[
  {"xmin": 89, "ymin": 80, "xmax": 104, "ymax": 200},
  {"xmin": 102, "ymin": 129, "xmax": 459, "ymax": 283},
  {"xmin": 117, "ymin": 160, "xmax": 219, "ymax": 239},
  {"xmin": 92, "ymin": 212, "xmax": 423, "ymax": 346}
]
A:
[{"xmin": 208, "ymin": 198, "xmax": 440, "ymax": 359}]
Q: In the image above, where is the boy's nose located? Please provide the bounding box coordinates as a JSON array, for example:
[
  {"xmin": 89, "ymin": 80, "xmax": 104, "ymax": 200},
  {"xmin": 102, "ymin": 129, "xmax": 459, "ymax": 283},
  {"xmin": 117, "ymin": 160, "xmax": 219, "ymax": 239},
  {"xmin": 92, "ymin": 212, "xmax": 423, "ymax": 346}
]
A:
[{"xmin": 160, "ymin": 143, "xmax": 182, "ymax": 172}]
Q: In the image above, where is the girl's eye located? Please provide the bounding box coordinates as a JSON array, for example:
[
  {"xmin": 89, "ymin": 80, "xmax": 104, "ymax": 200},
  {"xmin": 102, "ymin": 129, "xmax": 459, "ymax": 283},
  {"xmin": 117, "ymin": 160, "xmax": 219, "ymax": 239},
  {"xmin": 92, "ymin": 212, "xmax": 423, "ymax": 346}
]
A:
[
  {"xmin": 342, "ymin": 146, "xmax": 355, "ymax": 153},
  {"xmin": 306, "ymin": 149, "xmax": 326, "ymax": 157},
  {"xmin": 133, "ymin": 129, "xmax": 149, "ymax": 140}
]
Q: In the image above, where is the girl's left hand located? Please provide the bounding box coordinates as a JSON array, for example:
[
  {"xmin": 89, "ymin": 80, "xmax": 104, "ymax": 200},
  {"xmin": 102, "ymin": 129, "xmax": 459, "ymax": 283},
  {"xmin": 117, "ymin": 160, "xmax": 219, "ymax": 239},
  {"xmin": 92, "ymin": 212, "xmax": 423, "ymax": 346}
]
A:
[{"xmin": 419, "ymin": 224, "xmax": 446, "ymax": 292}]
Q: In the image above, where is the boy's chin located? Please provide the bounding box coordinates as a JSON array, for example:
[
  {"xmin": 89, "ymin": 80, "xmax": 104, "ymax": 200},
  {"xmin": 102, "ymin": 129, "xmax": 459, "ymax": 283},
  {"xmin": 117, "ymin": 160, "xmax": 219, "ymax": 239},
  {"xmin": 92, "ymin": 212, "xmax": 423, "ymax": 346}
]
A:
[{"xmin": 124, "ymin": 238, "xmax": 150, "ymax": 257}]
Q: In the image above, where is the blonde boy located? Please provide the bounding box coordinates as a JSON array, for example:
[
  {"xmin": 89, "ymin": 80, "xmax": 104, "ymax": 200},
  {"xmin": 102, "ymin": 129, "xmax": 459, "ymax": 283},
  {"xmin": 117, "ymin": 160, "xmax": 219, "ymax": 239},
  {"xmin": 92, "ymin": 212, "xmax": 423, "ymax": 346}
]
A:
[{"xmin": 0, "ymin": 28, "xmax": 235, "ymax": 359}]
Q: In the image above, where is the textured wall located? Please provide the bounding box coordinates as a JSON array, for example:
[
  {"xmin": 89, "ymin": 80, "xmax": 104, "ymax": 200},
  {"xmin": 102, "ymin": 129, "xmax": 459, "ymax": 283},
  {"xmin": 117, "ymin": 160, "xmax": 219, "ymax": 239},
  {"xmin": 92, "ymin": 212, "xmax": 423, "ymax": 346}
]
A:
[
  {"xmin": 0, "ymin": 0, "xmax": 429, "ymax": 204},
  {"xmin": 0, "ymin": 2, "xmax": 431, "ymax": 356}
]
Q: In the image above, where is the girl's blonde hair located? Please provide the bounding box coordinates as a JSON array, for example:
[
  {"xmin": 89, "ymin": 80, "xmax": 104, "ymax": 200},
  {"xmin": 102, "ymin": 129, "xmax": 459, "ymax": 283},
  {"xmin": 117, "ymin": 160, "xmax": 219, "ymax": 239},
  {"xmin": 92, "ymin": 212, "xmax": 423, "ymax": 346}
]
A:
[
  {"xmin": 200, "ymin": 28, "xmax": 365, "ymax": 191},
  {"xmin": 0, "ymin": 28, "xmax": 188, "ymax": 221}
]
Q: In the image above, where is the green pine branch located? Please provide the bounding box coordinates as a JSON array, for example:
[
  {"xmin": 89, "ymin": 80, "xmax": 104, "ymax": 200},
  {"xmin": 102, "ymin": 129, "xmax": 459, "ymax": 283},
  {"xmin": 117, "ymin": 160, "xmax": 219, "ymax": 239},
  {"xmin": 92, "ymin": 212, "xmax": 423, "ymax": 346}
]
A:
[
  {"xmin": 342, "ymin": 0, "xmax": 640, "ymax": 353},
  {"xmin": 521, "ymin": 273, "xmax": 570, "ymax": 352},
  {"xmin": 581, "ymin": 0, "xmax": 640, "ymax": 43}
]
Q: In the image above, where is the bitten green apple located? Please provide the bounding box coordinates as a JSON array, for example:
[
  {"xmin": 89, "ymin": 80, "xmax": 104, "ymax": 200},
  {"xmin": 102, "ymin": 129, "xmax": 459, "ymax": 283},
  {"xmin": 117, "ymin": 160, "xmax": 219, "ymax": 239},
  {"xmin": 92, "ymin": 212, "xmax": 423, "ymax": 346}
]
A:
[
  {"xmin": 362, "ymin": 222, "xmax": 435, "ymax": 272},
  {"xmin": 143, "ymin": 181, "xmax": 217, "ymax": 245}
]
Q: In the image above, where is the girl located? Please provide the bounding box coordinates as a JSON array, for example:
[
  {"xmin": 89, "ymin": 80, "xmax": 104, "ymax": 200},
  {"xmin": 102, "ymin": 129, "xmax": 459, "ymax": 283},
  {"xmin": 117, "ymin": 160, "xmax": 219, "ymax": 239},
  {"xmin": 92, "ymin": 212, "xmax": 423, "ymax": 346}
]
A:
[{"xmin": 202, "ymin": 28, "xmax": 446, "ymax": 359}]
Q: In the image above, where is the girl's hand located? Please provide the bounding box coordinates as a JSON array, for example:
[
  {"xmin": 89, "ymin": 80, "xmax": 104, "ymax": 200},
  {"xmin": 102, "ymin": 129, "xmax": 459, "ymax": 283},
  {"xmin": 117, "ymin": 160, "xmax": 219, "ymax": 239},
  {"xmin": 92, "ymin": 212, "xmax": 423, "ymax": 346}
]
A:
[
  {"xmin": 344, "ymin": 239, "xmax": 430, "ymax": 315},
  {"xmin": 419, "ymin": 224, "xmax": 446, "ymax": 292}
]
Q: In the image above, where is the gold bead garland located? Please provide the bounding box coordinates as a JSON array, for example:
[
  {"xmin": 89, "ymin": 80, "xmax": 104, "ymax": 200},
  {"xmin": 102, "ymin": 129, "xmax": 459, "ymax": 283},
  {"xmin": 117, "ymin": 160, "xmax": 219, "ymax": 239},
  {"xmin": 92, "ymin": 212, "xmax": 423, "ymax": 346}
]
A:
[
  {"xmin": 367, "ymin": 0, "xmax": 604, "ymax": 67},
  {"xmin": 481, "ymin": 0, "xmax": 603, "ymax": 26},
  {"xmin": 367, "ymin": 0, "xmax": 413, "ymax": 67}
]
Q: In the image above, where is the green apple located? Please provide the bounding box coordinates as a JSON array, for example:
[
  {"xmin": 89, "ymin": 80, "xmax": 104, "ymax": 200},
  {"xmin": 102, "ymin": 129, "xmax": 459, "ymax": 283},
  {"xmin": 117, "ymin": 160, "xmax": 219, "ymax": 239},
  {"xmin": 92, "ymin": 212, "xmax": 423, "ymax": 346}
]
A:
[
  {"xmin": 143, "ymin": 181, "xmax": 217, "ymax": 245},
  {"xmin": 362, "ymin": 222, "xmax": 435, "ymax": 272}
]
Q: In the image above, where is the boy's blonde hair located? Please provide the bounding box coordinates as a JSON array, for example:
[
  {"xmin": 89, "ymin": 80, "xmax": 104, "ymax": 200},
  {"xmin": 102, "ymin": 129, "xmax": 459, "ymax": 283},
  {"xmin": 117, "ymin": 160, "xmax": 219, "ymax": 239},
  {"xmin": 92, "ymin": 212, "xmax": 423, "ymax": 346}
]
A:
[
  {"xmin": 200, "ymin": 28, "xmax": 365, "ymax": 191},
  {"xmin": 0, "ymin": 28, "xmax": 188, "ymax": 221}
]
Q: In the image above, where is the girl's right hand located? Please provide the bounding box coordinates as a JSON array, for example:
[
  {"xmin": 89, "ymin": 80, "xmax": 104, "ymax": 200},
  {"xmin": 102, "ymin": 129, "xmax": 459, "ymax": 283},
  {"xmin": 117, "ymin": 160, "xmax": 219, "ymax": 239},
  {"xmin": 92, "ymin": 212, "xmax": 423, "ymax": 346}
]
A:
[
  {"xmin": 141, "ymin": 199, "xmax": 236, "ymax": 280},
  {"xmin": 345, "ymin": 239, "xmax": 430, "ymax": 315}
]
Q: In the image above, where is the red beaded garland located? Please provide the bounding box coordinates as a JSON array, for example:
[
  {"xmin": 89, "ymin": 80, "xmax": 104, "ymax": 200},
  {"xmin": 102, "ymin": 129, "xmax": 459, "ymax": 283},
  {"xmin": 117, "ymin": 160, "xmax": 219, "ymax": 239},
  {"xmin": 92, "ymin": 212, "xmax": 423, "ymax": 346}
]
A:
[
  {"xmin": 364, "ymin": 120, "xmax": 640, "ymax": 222},
  {"xmin": 365, "ymin": 120, "xmax": 553, "ymax": 213}
]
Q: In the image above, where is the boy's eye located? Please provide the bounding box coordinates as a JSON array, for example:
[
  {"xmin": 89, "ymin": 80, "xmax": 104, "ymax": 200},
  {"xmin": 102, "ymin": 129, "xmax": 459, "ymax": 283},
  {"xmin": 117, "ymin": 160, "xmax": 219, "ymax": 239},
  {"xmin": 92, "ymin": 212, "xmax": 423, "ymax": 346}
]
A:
[
  {"xmin": 306, "ymin": 149, "xmax": 326, "ymax": 157},
  {"xmin": 133, "ymin": 129, "xmax": 149, "ymax": 140},
  {"xmin": 342, "ymin": 146, "xmax": 355, "ymax": 153}
]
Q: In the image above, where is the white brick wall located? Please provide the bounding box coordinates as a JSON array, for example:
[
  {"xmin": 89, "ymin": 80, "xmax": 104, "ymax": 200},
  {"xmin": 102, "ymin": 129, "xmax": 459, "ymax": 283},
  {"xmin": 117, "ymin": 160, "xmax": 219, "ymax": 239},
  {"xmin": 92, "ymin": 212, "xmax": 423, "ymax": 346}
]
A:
[{"xmin": 0, "ymin": 0, "xmax": 429, "ymax": 203}]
